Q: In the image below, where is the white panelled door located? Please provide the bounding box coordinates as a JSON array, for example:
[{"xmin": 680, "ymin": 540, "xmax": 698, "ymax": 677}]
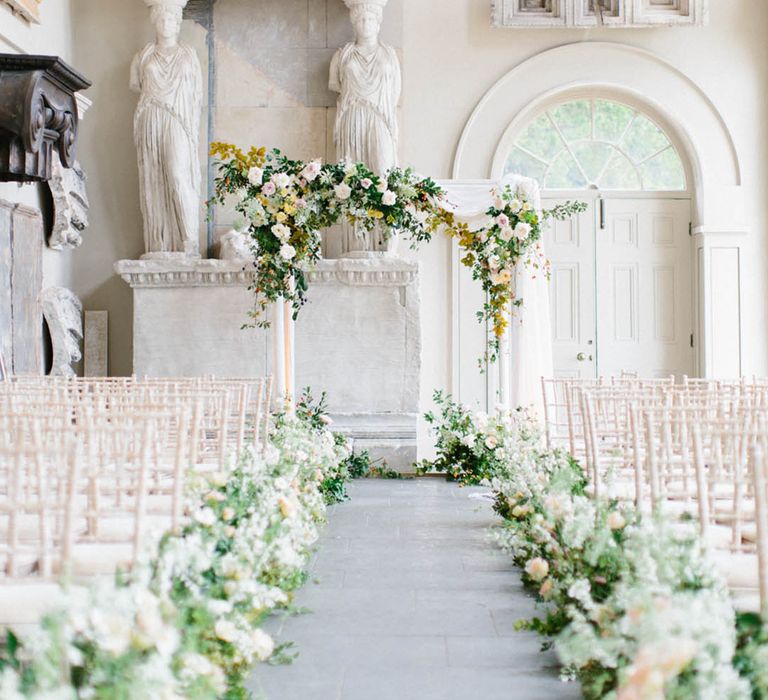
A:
[
  {"xmin": 544, "ymin": 198, "xmax": 596, "ymax": 378},
  {"xmin": 544, "ymin": 196, "xmax": 694, "ymax": 379}
]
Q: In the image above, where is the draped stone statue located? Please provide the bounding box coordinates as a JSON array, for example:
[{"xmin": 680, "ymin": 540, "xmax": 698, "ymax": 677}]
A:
[
  {"xmin": 330, "ymin": 0, "xmax": 401, "ymax": 255},
  {"xmin": 130, "ymin": 0, "xmax": 202, "ymax": 258}
]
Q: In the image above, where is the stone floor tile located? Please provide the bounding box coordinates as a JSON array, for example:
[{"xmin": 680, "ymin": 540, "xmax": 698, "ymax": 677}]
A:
[{"xmin": 251, "ymin": 479, "xmax": 571, "ymax": 700}]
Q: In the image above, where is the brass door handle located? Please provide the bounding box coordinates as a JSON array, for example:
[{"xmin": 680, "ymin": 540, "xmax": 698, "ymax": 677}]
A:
[{"xmin": 576, "ymin": 352, "xmax": 593, "ymax": 362}]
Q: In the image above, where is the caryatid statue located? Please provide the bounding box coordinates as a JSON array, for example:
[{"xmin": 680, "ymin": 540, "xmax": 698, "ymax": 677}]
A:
[
  {"xmin": 330, "ymin": 0, "xmax": 402, "ymax": 255},
  {"xmin": 131, "ymin": 0, "xmax": 202, "ymax": 258}
]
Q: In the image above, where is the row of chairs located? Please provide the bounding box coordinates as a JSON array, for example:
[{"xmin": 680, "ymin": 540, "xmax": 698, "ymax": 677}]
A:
[
  {"xmin": 0, "ymin": 375, "xmax": 274, "ymax": 629},
  {"xmin": 541, "ymin": 376, "xmax": 768, "ymax": 614}
]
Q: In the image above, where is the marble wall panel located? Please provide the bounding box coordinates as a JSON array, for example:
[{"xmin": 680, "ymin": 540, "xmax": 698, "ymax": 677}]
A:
[
  {"xmin": 0, "ymin": 201, "xmax": 12, "ymax": 371},
  {"xmin": 10, "ymin": 204, "xmax": 43, "ymax": 374}
]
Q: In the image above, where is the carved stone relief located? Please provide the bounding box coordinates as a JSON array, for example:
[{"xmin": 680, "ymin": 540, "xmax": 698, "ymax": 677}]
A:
[
  {"xmin": 491, "ymin": 0, "xmax": 707, "ymax": 26},
  {"xmin": 40, "ymin": 287, "xmax": 83, "ymax": 377},
  {"xmin": 48, "ymin": 150, "xmax": 89, "ymax": 250}
]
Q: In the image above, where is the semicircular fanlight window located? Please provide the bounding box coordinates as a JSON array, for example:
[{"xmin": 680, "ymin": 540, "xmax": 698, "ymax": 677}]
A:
[{"xmin": 504, "ymin": 98, "xmax": 686, "ymax": 191}]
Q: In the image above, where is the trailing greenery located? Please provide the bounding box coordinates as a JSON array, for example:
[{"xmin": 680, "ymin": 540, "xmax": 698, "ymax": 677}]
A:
[
  {"xmin": 424, "ymin": 395, "xmax": 761, "ymax": 699},
  {"xmin": 0, "ymin": 410, "xmax": 350, "ymax": 699}
]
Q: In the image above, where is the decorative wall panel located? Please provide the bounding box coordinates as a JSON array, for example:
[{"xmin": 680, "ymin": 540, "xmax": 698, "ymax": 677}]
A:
[
  {"xmin": 492, "ymin": 0, "xmax": 707, "ymax": 27},
  {"xmin": 0, "ymin": 200, "xmax": 43, "ymax": 375},
  {"xmin": 10, "ymin": 204, "xmax": 43, "ymax": 374}
]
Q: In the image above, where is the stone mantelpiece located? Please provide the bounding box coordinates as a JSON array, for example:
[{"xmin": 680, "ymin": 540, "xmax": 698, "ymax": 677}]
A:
[{"xmin": 115, "ymin": 257, "xmax": 421, "ymax": 471}]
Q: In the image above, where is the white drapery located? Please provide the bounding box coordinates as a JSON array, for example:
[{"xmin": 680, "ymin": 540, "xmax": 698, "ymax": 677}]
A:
[{"xmin": 442, "ymin": 175, "xmax": 554, "ymax": 417}]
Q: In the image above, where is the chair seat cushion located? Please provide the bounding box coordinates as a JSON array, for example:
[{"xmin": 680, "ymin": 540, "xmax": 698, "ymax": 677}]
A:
[
  {"xmin": 0, "ymin": 582, "xmax": 76, "ymax": 627},
  {"xmin": 711, "ymin": 550, "xmax": 759, "ymax": 590},
  {"xmin": 53, "ymin": 543, "xmax": 135, "ymax": 578}
]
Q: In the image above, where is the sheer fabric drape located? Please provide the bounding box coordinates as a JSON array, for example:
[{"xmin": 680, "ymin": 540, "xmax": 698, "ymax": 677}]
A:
[{"xmin": 444, "ymin": 175, "xmax": 553, "ymax": 417}]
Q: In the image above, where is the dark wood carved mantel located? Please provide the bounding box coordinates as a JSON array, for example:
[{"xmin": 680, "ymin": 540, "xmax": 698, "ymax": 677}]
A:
[{"xmin": 0, "ymin": 54, "xmax": 91, "ymax": 182}]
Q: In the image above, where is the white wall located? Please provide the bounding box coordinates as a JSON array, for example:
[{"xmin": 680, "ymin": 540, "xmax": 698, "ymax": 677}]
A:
[
  {"xmin": 62, "ymin": 1, "xmax": 768, "ymax": 456},
  {"xmin": 401, "ymin": 0, "xmax": 768, "ymax": 453},
  {"xmin": 0, "ymin": 0, "xmax": 77, "ymax": 290}
]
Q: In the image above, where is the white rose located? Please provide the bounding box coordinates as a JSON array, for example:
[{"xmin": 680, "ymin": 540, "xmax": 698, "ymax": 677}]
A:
[
  {"xmin": 514, "ymin": 222, "xmax": 532, "ymax": 240},
  {"xmin": 499, "ymin": 226, "xmax": 514, "ymax": 243},
  {"xmin": 300, "ymin": 159, "xmax": 322, "ymax": 182},
  {"xmin": 490, "ymin": 270, "xmax": 512, "ymax": 286},
  {"xmin": 460, "ymin": 434, "xmax": 476, "ymax": 448},
  {"xmin": 334, "ymin": 183, "xmax": 352, "ymax": 200},
  {"xmin": 194, "ymin": 507, "xmax": 217, "ymax": 527},
  {"xmin": 272, "ymin": 172, "xmax": 291, "ymax": 189},
  {"xmin": 271, "ymin": 223, "xmax": 291, "ymax": 242},
  {"xmin": 376, "ymin": 180, "xmax": 388, "ymax": 193},
  {"xmin": 214, "ymin": 619, "xmax": 238, "ymax": 643},
  {"xmin": 360, "ymin": 177, "xmax": 373, "ymax": 190},
  {"xmin": 381, "ymin": 190, "xmax": 397, "ymax": 206},
  {"xmin": 525, "ymin": 557, "xmax": 549, "ymax": 582},
  {"xmin": 251, "ymin": 629, "xmax": 275, "ymax": 661},
  {"xmin": 247, "ymin": 166, "xmax": 263, "ymax": 186},
  {"xmin": 279, "ymin": 243, "xmax": 296, "ymax": 260},
  {"xmin": 90, "ymin": 609, "xmax": 132, "ymax": 656},
  {"xmin": 607, "ymin": 511, "xmax": 626, "ymax": 530},
  {"xmin": 509, "ymin": 198, "xmax": 522, "ymax": 213},
  {"xmin": 485, "ymin": 435, "xmax": 498, "ymax": 449}
]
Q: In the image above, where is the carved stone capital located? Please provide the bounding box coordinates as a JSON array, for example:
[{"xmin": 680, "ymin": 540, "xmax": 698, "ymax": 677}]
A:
[{"xmin": 0, "ymin": 54, "xmax": 91, "ymax": 182}]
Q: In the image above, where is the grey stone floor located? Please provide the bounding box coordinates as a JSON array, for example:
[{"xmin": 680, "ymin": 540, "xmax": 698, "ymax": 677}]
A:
[{"xmin": 249, "ymin": 478, "xmax": 580, "ymax": 700}]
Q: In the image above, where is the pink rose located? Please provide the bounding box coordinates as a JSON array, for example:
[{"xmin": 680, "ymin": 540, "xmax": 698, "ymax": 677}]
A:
[{"xmin": 262, "ymin": 181, "xmax": 276, "ymax": 196}]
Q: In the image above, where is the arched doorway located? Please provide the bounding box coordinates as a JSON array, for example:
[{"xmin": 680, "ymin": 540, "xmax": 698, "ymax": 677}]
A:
[
  {"xmin": 450, "ymin": 42, "xmax": 746, "ymax": 407},
  {"xmin": 500, "ymin": 93, "xmax": 693, "ymax": 379}
]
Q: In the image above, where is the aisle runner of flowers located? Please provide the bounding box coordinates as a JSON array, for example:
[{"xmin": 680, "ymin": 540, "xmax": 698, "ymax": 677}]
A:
[
  {"xmin": 420, "ymin": 393, "xmax": 768, "ymax": 700},
  {"xmin": 0, "ymin": 402, "xmax": 352, "ymax": 699}
]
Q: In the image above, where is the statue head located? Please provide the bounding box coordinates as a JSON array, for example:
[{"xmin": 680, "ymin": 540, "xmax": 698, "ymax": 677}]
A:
[
  {"xmin": 145, "ymin": 0, "xmax": 186, "ymax": 43},
  {"xmin": 345, "ymin": 0, "xmax": 388, "ymax": 42}
]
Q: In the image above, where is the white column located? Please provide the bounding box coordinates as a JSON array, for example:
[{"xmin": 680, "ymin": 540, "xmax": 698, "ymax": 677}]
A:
[
  {"xmin": 283, "ymin": 298, "xmax": 295, "ymax": 413},
  {"xmin": 497, "ymin": 309, "xmax": 511, "ymax": 408},
  {"xmin": 272, "ymin": 300, "xmax": 286, "ymax": 404}
]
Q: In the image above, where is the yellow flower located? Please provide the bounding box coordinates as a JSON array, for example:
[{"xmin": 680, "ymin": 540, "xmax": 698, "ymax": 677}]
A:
[
  {"xmin": 367, "ymin": 209, "xmax": 384, "ymax": 220},
  {"xmin": 275, "ymin": 211, "xmax": 287, "ymax": 223},
  {"xmin": 283, "ymin": 204, "xmax": 297, "ymax": 216}
]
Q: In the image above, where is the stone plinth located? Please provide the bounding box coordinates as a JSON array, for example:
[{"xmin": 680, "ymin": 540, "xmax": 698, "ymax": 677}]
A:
[
  {"xmin": 115, "ymin": 257, "xmax": 421, "ymax": 471},
  {"xmin": 297, "ymin": 257, "xmax": 421, "ymax": 471},
  {"xmin": 114, "ymin": 259, "xmax": 270, "ymax": 378}
]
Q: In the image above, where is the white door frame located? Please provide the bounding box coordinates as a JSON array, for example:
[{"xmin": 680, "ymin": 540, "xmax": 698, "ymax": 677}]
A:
[{"xmin": 449, "ymin": 43, "xmax": 746, "ymax": 403}]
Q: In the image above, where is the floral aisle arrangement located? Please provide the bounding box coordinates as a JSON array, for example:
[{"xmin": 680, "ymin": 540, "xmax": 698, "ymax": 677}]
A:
[
  {"xmin": 209, "ymin": 143, "xmax": 585, "ymax": 359},
  {"xmin": 421, "ymin": 395, "xmax": 760, "ymax": 699},
  {"xmin": 0, "ymin": 412, "xmax": 350, "ymax": 700}
]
